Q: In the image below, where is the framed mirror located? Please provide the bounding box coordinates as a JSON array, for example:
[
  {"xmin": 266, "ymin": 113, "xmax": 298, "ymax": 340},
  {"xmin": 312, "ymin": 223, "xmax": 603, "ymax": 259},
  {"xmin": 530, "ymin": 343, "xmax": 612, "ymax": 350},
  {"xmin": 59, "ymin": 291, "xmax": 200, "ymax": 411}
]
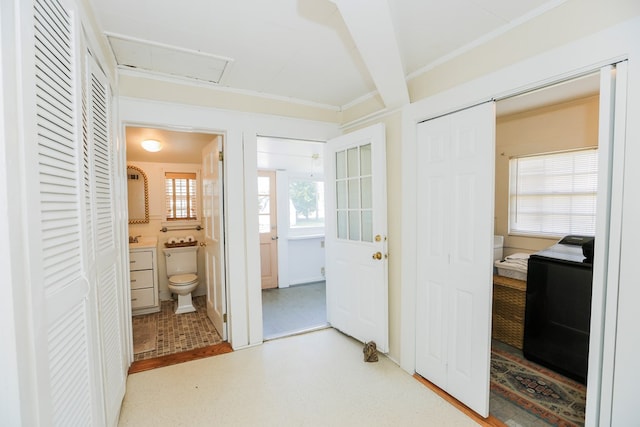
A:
[{"xmin": 127, "ymin": 165, "xmax": 149, "ymax": 224}]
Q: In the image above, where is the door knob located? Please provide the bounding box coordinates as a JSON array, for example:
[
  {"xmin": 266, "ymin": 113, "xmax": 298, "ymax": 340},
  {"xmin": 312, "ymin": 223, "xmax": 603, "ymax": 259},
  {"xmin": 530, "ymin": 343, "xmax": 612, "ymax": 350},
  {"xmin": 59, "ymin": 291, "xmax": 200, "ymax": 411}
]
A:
[
  {"xmin": 271, "ymin": 236, "xmax": 279, "ymax": 240},
  {"xmin": 200, "ymin": 242, "xmax": 207, "ymax": 247},
  {"xmin": 372, "ymin": 252, "xmax": 382, "ymax": 260}
]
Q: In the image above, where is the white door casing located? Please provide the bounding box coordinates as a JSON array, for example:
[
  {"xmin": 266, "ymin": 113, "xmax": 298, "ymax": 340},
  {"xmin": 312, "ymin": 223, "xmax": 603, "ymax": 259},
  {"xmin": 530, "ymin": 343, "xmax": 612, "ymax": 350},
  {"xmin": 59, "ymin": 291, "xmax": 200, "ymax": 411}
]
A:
[
  {"xmin": 588, "ymin": 62, "xmax": 628, "ymax": 426},
  {"xmin": 202, "ymin": 137, "xmax": 228, "ymax": 340},
  {"xmin": 415, "ymin": 102, "xmax": 495, "ymax": 417},
  {"xmin": 325, "ymin": 123, "xmax": 389, "ymax": 353}
]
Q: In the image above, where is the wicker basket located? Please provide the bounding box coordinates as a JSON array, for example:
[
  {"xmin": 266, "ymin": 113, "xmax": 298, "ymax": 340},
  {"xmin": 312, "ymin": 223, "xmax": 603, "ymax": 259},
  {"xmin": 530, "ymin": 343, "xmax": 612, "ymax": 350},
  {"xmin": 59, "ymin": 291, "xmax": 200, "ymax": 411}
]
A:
[{"xmin": 492, "ymin": 274, "xmax": 527, "ymax": 349}]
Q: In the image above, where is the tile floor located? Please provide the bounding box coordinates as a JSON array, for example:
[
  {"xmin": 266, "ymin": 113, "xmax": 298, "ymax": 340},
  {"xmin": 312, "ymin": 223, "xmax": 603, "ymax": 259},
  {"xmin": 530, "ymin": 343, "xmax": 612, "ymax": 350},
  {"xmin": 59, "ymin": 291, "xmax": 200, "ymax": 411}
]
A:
[
  {"xmin": 261, "ymin": 281, "xmax": 328, "ymax": 339},
  {"xmin": 132, "ymin": 295, "xmax": 222, "ymax": 361}
]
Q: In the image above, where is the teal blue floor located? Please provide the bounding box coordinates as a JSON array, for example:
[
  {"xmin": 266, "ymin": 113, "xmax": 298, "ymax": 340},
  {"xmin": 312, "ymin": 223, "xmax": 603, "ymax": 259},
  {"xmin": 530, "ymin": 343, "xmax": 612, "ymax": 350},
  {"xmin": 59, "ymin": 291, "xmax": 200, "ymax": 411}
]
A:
[{"xmin": 262, "ymin": 281, "xmax": 328, "ymax": 339}]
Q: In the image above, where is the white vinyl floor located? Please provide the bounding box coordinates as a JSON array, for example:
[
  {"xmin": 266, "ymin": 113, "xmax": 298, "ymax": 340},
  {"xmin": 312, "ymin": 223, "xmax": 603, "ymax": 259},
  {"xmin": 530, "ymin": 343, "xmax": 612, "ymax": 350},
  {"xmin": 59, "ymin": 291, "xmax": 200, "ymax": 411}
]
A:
[{"xmin": 118, "ymin": 328, "xmax": 479, "ymax": 426}]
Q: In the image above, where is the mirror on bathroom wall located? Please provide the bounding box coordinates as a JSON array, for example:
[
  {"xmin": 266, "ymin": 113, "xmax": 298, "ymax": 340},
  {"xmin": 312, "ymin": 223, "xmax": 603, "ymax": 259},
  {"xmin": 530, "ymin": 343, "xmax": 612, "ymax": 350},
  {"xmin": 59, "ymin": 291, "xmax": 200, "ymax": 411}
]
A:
[{"xmin": 127, "ymin": 165, "xmax": 149, "ymax": 224}]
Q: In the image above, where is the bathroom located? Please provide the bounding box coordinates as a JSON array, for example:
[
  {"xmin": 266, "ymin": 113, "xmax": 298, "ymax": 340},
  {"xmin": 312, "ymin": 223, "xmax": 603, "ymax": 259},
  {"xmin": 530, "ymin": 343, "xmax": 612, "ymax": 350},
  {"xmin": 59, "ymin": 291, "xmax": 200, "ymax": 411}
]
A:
[{"xmin": 126, "ymin": 125, "xmax": 225, "ymax": 359}]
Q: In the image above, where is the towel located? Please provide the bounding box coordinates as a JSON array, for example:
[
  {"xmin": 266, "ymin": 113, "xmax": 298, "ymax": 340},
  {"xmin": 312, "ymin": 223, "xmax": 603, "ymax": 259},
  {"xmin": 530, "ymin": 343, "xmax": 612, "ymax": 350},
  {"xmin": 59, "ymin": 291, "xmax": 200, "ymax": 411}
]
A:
[
  {"xmin": 502, "ymin": 253, "xmax": 530, "ymax": 269},
  {"xmin": 505, "ymin": 253, "xmax": 530, "ymax": 260}
]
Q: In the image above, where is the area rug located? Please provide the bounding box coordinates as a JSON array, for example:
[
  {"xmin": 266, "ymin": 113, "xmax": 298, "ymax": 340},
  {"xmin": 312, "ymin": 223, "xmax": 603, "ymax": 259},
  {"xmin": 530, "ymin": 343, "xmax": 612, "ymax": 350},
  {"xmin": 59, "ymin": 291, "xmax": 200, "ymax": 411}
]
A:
[
  {"xmin": 133, "ymin": 320, "xmax": 157, "ymax": 355},
  {"xmin": 491, "ymin": 347, "xmax": 586, "ymax": 426}
]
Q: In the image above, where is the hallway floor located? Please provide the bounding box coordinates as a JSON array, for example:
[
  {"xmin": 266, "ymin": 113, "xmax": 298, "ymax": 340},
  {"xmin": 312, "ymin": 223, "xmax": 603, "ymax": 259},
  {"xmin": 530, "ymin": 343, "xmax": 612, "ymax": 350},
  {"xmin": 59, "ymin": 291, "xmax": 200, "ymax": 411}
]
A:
[
  {"xmin": 262, "ymin": 281, "xmax": 328, "ymax": 339},
  {"xmin": 119, "ymin": 328, "xmax": 478, "ymax": 426},
  {"xmin": 132, "ymin": 296, "xmax": 222, "ymax": 361}
]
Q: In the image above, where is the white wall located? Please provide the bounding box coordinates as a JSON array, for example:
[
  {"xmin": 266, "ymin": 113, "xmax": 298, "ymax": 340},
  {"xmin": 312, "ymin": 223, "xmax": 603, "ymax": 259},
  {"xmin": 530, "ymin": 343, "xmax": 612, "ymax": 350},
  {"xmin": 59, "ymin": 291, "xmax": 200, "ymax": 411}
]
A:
[{"xmin": 288, "ymin": 237, "xmax": 326, "ymax": 285}]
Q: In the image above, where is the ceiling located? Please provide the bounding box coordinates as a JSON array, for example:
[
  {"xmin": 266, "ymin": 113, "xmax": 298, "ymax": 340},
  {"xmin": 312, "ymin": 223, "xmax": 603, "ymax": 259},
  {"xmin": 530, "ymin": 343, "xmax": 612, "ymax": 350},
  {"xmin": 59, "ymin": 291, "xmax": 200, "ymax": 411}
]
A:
[
  {"xmin": 125, "ymin": 127, "xmax": 217, "ymax": 163},
  {"xmin": 91, "ymin": 0, "xmax": 565, "ymax": 110}
]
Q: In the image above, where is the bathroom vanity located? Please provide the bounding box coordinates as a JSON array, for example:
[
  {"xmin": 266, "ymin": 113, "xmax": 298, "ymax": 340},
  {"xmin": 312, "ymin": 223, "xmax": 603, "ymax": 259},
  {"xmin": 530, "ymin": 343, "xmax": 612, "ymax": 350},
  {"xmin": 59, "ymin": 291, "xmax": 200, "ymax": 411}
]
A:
[{"xmin": 129, "ymin": 236, "xmax": 160, "ymax": 315}]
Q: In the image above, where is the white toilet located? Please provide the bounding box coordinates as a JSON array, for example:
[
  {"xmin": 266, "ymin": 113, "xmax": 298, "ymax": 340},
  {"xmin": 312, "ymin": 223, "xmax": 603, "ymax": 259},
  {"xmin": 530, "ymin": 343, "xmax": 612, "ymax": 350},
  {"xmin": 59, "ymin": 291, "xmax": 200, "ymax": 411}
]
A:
[{"xmin": 163, "ymin": 246, "xmax": 199, "ymax": 314}]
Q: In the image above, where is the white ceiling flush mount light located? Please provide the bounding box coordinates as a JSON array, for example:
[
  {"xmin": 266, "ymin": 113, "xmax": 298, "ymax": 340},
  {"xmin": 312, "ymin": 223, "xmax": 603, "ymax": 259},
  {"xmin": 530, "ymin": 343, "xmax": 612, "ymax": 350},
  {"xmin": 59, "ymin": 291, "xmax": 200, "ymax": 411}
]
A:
[{"xmin": 141, "ymin": 139, "xmax": 162, "ymax": 152}]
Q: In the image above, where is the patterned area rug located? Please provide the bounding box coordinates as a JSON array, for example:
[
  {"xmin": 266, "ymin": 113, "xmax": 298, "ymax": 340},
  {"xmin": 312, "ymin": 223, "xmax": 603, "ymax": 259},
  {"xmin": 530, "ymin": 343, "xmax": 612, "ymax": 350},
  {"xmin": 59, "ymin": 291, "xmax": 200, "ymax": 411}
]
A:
[
  {"xmin": 491, "ymin": 347, "xmax": 586, "ymax": 426},
  {"xmin": 133, "ymin": 320, "xmax": 156, "ymax": 355}
]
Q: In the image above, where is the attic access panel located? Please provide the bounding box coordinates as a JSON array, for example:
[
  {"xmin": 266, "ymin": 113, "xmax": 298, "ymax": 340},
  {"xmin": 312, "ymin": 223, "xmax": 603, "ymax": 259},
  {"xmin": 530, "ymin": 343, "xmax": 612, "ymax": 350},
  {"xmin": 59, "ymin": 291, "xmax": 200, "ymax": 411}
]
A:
[{"xmin": 107, "ymin": 34, "xmax": 233, "ymax": 84}]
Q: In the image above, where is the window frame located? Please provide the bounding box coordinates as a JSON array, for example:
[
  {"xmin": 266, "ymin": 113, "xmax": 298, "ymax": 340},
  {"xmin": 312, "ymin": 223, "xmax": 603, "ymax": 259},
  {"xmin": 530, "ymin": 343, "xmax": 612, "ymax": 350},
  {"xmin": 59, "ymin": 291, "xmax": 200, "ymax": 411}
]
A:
[
  {"xmin": 162, "ymin": 169, "xmax": 201, "ymax": 227},
  {"xmin": 508, "ymin": 147, "xmax": 598, "ymax": 239},
  {"xmin": 287, "ymin": 174, "xmax": 325, "ymax": 238}
]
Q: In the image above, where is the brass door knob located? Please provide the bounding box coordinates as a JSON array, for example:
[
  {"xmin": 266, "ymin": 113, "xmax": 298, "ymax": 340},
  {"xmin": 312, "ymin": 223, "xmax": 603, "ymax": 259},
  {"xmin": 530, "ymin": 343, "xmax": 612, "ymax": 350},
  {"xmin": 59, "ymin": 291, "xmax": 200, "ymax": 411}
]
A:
[
  {"xmin": 200, "ymin": 242, "xmax": 207, "ymax": 247},
  {"xmin": 372, "ymin": 252, "xmax": 382, "ymax": 260}
]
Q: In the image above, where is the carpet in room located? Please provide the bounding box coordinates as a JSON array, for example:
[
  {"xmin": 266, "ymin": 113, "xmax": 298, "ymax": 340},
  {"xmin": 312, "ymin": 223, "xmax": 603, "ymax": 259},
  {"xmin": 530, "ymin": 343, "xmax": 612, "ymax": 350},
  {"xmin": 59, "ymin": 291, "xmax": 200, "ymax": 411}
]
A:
[
  {"xmin": 491, "ymin": 347, "xmax": 586, "ymax": 426},
  {"xmin": 133, "ymin": 320, "xmax": 157, "ymax": 355}
]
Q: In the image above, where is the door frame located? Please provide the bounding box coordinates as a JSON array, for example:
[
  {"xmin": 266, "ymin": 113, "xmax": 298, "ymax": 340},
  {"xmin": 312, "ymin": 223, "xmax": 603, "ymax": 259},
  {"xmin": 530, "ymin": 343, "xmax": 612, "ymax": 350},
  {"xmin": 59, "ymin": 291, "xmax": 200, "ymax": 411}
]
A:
[
  {"xmin": 119, "ymin": 121, "xmax": 231, "ymax": 348},
  {"xmin": 118, "ymin": 98, "xmax": 340, "ymax": 350},
  {"xmin": 400, "ymin": 38, "xmax": 632, "ymax": 423}
]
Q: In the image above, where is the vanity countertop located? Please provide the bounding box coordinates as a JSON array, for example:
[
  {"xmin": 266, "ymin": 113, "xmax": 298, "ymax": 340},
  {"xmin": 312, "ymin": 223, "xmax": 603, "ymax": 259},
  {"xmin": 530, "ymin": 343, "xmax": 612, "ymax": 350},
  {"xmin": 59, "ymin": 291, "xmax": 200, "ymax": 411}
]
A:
[{"xmin": 129, "ymin": 236, "xmax": 158, "ymax": 250}]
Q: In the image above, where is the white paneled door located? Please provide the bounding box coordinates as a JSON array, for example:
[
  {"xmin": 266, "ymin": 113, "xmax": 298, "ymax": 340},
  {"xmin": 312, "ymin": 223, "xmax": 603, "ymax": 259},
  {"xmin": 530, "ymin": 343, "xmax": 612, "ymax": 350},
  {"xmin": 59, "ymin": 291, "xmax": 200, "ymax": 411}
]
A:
[
  {"xmin": 325, "ymin": 124, "xmax": 388, "ymax": 353},
  {"xmin": 258, "ymin": 170, "xmax": 279, "ymax": 289},
  {"xmin": 415, "ymin": 103, "xmax": 495, "ymax": 417},
  {"xmin": 202, "ymin": 138, "xmax": 227, "ymax": 340}
]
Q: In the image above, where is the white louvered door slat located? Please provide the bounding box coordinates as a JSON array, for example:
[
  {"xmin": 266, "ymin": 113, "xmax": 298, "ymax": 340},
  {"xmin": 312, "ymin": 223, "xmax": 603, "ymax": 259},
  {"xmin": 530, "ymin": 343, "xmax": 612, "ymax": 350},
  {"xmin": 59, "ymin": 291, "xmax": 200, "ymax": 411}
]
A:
[
  {"xmin": 87, "ymin": 52, "xmax": 127, "ymax": 426},
  {"xmin": 26, "ymin": 0, "xmax": 97, "ymax": 424}
]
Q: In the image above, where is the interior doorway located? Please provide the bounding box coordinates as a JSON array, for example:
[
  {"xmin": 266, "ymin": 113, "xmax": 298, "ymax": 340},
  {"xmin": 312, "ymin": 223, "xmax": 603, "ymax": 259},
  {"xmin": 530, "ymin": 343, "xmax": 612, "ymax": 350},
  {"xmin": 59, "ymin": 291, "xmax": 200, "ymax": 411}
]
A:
[
  {"xmin": 256, "ymin": 136, "xmax": 329, "ymax": 339},
  {"xmin": 124, "ymin": 125, "xmax": 228, "ymax": 361},
  {"xmin": 489, "ymin": 72, "xmax": 601, "ymax": 426}
]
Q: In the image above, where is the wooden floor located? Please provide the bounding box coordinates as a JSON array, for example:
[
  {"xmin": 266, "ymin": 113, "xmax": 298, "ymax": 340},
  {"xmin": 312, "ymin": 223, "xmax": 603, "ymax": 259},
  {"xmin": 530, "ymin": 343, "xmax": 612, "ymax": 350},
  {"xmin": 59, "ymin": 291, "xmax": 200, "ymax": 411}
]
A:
[
  {"xmin": 128, "ymin": 342, "xmax": 233, "ymax": 374},
  {"xmin": 413, "ymin": 374, "xmax": 506, "ymax": 427}
]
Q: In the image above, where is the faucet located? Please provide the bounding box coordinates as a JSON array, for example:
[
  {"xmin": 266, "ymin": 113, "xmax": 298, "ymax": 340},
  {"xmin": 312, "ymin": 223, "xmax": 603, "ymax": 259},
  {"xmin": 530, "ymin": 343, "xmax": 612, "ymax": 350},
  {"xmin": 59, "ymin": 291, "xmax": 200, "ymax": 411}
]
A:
[{"xmin": 129, "ymin": 235, "xmax": 142, "ymax": 243}]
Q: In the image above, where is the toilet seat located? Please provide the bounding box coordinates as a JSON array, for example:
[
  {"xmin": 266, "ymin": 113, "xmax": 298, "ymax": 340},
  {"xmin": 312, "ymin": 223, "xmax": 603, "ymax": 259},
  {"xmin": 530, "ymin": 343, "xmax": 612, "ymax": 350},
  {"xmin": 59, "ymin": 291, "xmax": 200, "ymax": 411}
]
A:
[{"xmin": 169, "ymin": 273, "xmax": 198, "ymax": 286}]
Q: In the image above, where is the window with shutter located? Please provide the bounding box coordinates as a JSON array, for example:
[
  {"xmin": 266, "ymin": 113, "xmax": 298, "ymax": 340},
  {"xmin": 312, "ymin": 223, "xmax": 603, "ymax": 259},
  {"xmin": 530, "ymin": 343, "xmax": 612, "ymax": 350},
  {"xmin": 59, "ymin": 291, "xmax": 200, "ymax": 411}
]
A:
[
  {"xmin": 509, "ymin": 148, "xmax": 598, "ymax": 237},
  {"xmin": 165, "ymin": 172, "xmax": 198, "ymax": 220}
]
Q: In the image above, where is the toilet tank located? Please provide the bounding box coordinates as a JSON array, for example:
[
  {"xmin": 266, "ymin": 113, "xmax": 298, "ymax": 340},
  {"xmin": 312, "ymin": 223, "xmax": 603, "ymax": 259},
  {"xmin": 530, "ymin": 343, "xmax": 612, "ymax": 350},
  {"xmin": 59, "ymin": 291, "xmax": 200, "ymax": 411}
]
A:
[{"xmin": 163, "ymin": 246, "xmax": 198, "ymax": 276}]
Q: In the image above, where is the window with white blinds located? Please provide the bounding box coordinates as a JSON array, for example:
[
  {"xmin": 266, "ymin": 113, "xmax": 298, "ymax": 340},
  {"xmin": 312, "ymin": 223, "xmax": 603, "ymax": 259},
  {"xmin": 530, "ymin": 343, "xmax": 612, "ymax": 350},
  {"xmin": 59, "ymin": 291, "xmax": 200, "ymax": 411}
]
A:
[
  {"xmin": 165, "ymin": 172, "xmax": 197, "ymax": 220},
  {"xmin": 509, "ymin": 148, "xmax": 598, "ymax": 237}
]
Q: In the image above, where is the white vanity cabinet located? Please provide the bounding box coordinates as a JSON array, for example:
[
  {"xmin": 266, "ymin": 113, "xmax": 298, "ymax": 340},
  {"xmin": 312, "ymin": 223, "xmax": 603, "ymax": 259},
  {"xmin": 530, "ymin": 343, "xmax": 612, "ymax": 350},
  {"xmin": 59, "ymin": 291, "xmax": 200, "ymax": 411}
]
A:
[{"xmin": 129, "ymin": 239, "xmax": 160, "ymax": 315}]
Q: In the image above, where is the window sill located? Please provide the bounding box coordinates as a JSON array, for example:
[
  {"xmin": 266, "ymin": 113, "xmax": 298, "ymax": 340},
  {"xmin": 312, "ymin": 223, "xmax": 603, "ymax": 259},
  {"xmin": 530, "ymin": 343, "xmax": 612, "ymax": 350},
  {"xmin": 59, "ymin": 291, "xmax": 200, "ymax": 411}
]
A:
[{"xmin": 288, "ymin": 234, "xmax": 324, "ymax": 240}]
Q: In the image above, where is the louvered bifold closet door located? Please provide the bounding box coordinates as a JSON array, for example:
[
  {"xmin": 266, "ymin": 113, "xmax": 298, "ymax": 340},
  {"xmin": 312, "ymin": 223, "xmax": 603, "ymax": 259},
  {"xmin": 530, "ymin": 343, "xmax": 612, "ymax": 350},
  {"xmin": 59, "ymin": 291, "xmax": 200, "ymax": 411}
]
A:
[
  {"xmin": 86, "ymin": 52, "xmax": 127, "ymax": 426},
  {"xmin": 21, "ymin": 0, "xmax": 99, "ymax": 424}
]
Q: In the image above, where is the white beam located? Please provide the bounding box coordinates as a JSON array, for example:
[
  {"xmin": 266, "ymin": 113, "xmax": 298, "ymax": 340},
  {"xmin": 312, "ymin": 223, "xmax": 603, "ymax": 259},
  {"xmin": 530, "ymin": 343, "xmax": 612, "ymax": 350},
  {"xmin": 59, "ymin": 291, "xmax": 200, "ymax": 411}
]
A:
[{"xmin": 332, "ymin": 0, "xmax": 410, "ymax": 110}]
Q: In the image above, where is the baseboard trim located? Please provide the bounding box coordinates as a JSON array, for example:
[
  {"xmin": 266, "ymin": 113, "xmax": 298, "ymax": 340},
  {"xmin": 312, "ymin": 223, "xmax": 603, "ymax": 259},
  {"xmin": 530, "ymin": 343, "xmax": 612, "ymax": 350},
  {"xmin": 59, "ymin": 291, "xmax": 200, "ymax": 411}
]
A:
[{"xmin": 128, "ymin": 342, "xmax": 233, "ymax": 374}]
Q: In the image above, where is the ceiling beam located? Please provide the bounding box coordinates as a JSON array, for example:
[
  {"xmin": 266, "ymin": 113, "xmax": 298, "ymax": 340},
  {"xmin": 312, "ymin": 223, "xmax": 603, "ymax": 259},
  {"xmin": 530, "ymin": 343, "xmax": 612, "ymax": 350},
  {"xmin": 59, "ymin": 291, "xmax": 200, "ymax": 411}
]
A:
[{"xmin": 331, "ymin": 0, "xmax": 409, "ymax": 110}]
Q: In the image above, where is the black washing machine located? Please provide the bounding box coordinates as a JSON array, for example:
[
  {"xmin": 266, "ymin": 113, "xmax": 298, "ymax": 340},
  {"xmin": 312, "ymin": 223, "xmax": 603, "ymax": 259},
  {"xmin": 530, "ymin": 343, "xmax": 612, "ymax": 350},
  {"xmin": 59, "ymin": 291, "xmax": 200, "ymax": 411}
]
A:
[{"xmin": 523, "ymin": 235, "xmax": 594, "ymax": 384}]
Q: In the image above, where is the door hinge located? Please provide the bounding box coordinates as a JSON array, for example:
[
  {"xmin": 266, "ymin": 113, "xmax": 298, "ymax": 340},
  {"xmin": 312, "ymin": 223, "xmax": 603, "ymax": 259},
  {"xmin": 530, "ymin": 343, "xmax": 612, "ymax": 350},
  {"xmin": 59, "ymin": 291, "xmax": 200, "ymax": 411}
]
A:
[
  {"xmin": 218, "ymin": 151, "xmax": 224, "ymax": 161},
  {"xmin": 223, "ymin": 313, "xmax": 227, "ymax": 322}
]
